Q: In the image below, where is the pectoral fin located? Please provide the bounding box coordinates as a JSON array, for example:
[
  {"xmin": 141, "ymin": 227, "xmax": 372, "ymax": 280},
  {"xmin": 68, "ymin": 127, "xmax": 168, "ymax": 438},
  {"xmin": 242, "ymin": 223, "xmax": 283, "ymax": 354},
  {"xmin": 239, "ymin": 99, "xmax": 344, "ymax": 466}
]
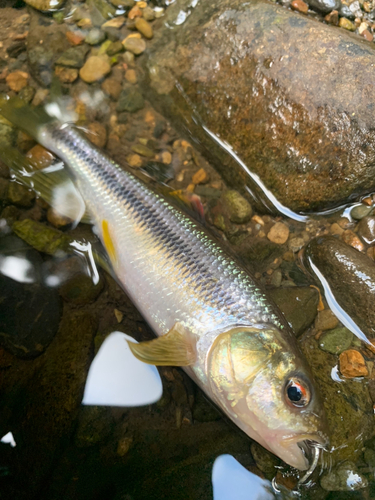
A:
[{"xmin": 127, "ymin": 323, "xmax": 197, "ymax": 366}]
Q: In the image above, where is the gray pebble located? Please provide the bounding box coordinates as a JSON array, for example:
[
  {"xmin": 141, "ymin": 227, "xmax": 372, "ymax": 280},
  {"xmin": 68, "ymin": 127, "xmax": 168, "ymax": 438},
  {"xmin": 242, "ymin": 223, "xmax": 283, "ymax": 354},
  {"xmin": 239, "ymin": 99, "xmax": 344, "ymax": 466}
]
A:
[
  {"xmin": 319, "ymin": 327, "xmax": 353, "ymax": 355},
  {"xmin": 306, "ymin": 0, "xmax": 340, "ymax": 13},
  {"xmin": 350, "ymin": 203, "xmax": 373, "ymax": 220},
  {"xmin": 339, "ymin": 3, "xmax": 355, "ymax": 18},
  {"xmin": 116, "ymin": 88, "xmax": 145, "ymax": 113},
  {"xmin": 85, "ymin": 28, "xmax": 106, "ymax": 46},
  {"xmin": 320, "ymin": 461, "xmax": 368, "ymax": 491}
]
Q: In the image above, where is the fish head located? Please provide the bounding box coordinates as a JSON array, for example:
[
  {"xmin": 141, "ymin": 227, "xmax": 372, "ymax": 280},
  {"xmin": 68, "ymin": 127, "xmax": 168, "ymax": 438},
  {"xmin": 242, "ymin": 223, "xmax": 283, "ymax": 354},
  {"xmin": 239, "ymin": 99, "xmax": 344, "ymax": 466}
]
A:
[{"xmin": 207, "ymin": 325, "xmax": 328, "ymax": 471}]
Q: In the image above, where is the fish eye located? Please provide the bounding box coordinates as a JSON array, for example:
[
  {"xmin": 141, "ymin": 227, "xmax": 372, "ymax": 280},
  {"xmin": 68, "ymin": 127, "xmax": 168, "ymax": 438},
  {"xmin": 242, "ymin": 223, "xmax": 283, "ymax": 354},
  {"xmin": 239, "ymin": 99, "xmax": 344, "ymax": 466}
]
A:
[{"xmin": 285, "ymin": 377, "xmax": 311, "ymax": 408}]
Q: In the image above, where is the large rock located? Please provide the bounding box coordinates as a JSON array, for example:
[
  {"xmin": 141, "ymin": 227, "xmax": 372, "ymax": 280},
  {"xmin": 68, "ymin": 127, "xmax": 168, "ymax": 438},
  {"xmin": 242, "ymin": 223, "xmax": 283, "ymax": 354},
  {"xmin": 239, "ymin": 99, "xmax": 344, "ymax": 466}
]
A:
[{"xmin": 142, "ymin": 0, "xmax": 375, "ymax": 213}]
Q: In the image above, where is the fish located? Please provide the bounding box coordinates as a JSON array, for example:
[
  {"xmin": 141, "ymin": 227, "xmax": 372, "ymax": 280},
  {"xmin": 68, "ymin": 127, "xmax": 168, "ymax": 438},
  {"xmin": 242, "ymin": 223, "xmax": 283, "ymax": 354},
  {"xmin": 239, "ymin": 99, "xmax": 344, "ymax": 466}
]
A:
[{"xmin": 0, "ymin": 97, "xmax": 328, "ymax": 472}]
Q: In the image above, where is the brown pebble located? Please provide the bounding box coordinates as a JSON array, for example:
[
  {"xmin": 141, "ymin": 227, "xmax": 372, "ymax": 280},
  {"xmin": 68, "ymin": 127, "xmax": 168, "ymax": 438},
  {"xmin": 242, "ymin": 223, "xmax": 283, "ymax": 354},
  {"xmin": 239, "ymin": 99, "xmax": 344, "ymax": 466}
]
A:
[
  {"xmin": 339, "ymin": 349, "xmax": 369, "ymax": 378},
  {"xmin": 101, "ymin": 78, "xmax": 122, "ymax": 100},
  {"xmin": 362, "ymin": 29, "xmax": 374, "ymax": 42},
  {"xmin": 330, "ymin": 222, "xmax": 344, "ymax": 236},
  {"xmin": 283, "ymin": 251, "xmax": 294, "ymax": 262},
  {"xmin": 6, "ymin": 71, "xmax": 28, "ymax": 92},
  {"xmin": 267, "ymin": 222, "xmax": 289, "ymax": 244},
  {"xmin": 324, "ymin": 10, "xmax": 339, "ymax": 25},
  {"xmin": 342, "ymin": 229, "xmax": 365, "ymax": 252},
  {"xmin": 127, "ymin": 154, "xmax": 142, "ymax": 168},
  {"xmin": 26, "ymin": 145, "xmax": 54, "ymax": 170},
  {"xmin": 192, "ymin": 168, "xmax": 209, "ymax": 184},
  {"xmin": 55, "ymin": 66, "xmax": 78, "ymax": 84},
  {"xmin": 102, "ymin": 16, "xmax": 125, "ymax": 29},
  {"xmin": 47, "ymin": 207, "xmax": 72, "ymax": 228},
  {"xmin": 315, "ymin": 309, "xmax": 339, "ymax": 331},
  {"xmin": 125, "ymin": 69, "xmax": 137, "ymax": 84},
  {"xmin": 291, "ymin": 0, "xmax": 308, "ymax": 13},
  {"xmin": 161, "ymin": 151, "xmax": 172, "ymax": 165},
  {"xmin": 85, "ymin": 122, "xmax": 107, "ymax": 149},
  {"xmin": 128, "ymin": 5, "xmax": 142, "ymax": 19},
  {"xmin": 367, "ymin": 247, "xmax": 375, "ymax": 260},
  {"xmin": 123, "ymin": 36, "xmax": 146, "ymax": 55},
  {"xmin": 77, "ymin": 18, "xmax": 93, "ymax": 29},
  {"xmin": 79, "ymin": 56, "xmax": 111, "ymax": 84},
  {"xmin": 66, "ymin": 31, "xmax": 85, "ymax": 46},
  {"xmin": 252, "ymin": 215, "xmax": 265, "ymax": 226},
  {"xmin": 135, "ymin": 17, "xmax": 153, "ymax": 39}
]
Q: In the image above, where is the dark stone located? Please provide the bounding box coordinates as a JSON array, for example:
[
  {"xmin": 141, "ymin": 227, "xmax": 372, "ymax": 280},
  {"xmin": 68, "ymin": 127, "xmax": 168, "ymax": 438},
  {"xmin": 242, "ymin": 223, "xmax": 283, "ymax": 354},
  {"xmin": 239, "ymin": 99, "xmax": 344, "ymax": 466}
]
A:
[
  {"xmin": 6, "ymin": 41, "xmax": 26, "ymax": 59},
  {"xmin": 116, "ymin": 88, "xmax": 145, "ymax": 113},
  {"xmin": 153, "ymin": 119, "xmax": 166, "ymax": 138},
  {"xmin": 303, "ymin": 236, "xmax": 375, "ymax": 340},
  {"xmin": 141, "ymin": 0, "xmax": 375, "ymax": 212},
  {"xmin": 56, "ymin": 46, "xmax": 90, "ymax": 68},
  {"xmin": 0, "ymin": 237, "xmax": 61, "ymax": 358},
  {"xmin": 7, "ymin": 181, "xmax": 35, "ymax": 208},
  {"xmin": 269, "ymin": 286, "xmax": 319, "ymax": 336},
  {"xmin": 27, "ymin": 46, "xmax": 54, "ymax": 87},
  {"xmin": 59, "ymin": 274, "xmax": 104, "ymax": 305},
  {"xmin": 102, "ymin": 26, "xmax": 122, "ymax": 41}
]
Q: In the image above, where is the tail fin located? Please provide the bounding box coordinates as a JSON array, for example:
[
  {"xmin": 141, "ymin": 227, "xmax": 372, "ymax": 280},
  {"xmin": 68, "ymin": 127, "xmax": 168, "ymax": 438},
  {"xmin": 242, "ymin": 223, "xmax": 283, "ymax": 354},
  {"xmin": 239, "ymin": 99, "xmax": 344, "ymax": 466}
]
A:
[
  {"xmin": 0, "ymin": 145, "xmax": 86, "ymax": 225},
  {"xmin": 0, "ymin": 96, "xmax": 53, "ymax": 140}
]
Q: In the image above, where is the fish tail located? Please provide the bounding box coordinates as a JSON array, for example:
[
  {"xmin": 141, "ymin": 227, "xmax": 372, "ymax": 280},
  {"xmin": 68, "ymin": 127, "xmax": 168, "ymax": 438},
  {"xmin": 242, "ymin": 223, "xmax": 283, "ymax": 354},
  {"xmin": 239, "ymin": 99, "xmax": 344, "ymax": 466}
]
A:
[
  {"xmin": 0, "ymin": 96, "xmax": 53, "ymax": 141},
  {"xmin": 0, "ymin": 145, "xmax": 35, "ymax": 187}
]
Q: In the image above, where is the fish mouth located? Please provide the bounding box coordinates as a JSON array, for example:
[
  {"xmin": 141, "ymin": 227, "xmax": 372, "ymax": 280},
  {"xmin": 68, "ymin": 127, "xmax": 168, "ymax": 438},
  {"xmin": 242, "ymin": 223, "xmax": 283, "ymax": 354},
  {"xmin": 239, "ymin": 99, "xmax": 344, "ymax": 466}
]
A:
[{"xmin": 280, "ymin": 433, "xmax": 328, "ymax": 472}]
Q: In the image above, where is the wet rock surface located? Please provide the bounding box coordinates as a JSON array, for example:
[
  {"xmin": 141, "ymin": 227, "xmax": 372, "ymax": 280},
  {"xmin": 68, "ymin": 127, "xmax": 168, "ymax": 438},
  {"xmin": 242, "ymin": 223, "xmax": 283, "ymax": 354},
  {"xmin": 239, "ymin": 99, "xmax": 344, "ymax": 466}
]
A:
[
  {"xmin": 304, "ymin": 236, "xmax": 375, "ymax": 339},
  {"xmin": 142, "ymin": 0, "xmax": 375, "ymax": 212}
]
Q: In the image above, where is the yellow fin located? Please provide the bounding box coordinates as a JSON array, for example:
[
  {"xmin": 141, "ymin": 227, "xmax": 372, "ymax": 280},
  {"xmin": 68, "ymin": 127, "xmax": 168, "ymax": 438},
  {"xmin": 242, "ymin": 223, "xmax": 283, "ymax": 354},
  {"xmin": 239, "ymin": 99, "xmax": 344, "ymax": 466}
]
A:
[
  {"xmin": 127, "ymin": 323, "xmax": 196, "ymax": 366},
  {"xmin": 102, "ymin": 220, "xmax": 117, "ymax": 263}
]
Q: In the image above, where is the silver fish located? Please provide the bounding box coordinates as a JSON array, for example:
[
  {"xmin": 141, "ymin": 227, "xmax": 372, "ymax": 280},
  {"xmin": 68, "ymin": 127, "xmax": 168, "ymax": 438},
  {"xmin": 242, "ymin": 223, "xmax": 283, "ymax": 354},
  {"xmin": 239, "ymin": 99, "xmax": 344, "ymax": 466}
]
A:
[{"xmin": 0, "ymin": 97, "xmax": 328, "ymax": 471}]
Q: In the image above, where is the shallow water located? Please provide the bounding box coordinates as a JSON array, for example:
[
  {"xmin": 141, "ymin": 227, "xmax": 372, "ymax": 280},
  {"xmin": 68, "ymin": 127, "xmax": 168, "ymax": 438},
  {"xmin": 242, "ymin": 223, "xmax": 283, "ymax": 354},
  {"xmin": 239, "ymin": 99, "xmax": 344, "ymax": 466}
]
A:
[{"xmin": 1, "ymin": 0, "xmax": 375, "ymax": 499}]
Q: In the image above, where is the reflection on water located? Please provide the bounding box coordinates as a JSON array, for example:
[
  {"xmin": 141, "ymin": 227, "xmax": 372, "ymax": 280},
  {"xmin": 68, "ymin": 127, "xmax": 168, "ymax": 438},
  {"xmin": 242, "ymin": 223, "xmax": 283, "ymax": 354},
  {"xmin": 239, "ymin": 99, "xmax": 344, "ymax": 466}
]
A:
[
  {"xmin": 212, "ymin": 455, "xmax": 276, "ymax": 500},
  {"xmin": 83, "ymin": 331, "xmax": 163, "ymax": 407},
  {"xmin": 0, "ymin": 433, "xmax": 16, "ymax": 448}
]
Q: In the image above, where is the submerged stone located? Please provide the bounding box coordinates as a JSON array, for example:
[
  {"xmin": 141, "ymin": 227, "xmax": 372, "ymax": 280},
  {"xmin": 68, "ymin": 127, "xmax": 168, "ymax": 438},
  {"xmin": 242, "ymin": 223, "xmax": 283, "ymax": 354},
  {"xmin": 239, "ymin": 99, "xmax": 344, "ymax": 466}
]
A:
[
  {"xmin": 0, "ymin": 236, "xmax": 61, "ymax": 358},
  {"xmin": 59, "ymin": 274, "xmax": 104, "ymax": 305},
  {"xmin": 320, "ymin": 461, "xmax": 368, "ymax": 491},
  {"xmin": 142, "ymin": 0, "xmax": 375, "ymax": 212},
  {"xmin": 319, "ymin": 327, "xmax": 353, "ymax": 354},
  {"xmin": 269, "ymin": 286, "xmax": 319, "ymax": 336},
  {"xmin": 12, "ymin": 219, "xmax": 71, "ymax": 255},
  {"xmin": 222, "ymin": 190, "xmax": 252, "ymax": 224}
]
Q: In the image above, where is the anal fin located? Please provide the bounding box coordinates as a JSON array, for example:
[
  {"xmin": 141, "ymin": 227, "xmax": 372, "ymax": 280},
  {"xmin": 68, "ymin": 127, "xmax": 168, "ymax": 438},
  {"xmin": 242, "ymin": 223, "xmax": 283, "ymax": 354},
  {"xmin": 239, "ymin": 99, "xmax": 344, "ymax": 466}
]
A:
[{"xmin": 127, "ymin": 323, "xmax": 197, "ymax": 366}]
